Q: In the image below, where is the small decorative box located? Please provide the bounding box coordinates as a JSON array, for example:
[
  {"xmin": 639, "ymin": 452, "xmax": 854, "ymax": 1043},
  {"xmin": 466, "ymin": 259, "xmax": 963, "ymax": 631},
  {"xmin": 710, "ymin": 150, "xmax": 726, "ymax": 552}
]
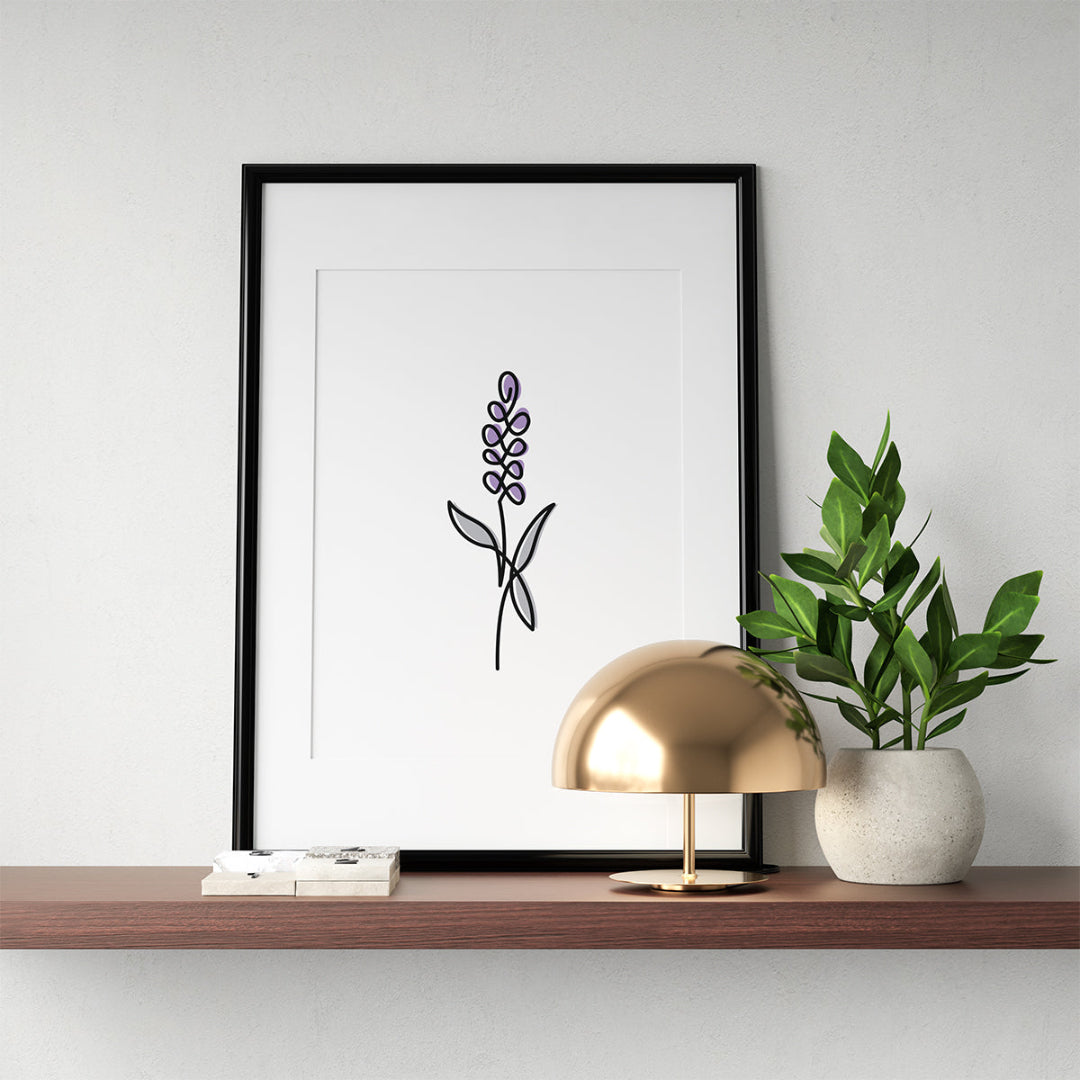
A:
[
  {"xmin": 201, "ymin": 871, "xmax": 297, "ymax": 896},
  {"xmin": 293, "ymin": 846, "xmax": 400, "ymax": 881},
  {"xmin": 212, "ymin": 849, "xmax": 305, "ymax": 874}
]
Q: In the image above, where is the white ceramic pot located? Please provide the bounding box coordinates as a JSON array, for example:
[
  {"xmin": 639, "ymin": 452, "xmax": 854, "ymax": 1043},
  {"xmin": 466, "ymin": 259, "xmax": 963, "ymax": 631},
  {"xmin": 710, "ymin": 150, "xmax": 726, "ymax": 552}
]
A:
[{"xmin": 815, "ymin": 748, "xmax": 985, "ymax": 885}]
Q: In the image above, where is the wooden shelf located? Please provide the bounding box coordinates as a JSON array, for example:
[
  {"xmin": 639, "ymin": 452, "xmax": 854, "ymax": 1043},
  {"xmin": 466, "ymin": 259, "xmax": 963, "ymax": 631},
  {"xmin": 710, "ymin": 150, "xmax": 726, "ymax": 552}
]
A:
[{"xmin": 2, "ymin": 866, "xmax": 1076, "ymax": 949}]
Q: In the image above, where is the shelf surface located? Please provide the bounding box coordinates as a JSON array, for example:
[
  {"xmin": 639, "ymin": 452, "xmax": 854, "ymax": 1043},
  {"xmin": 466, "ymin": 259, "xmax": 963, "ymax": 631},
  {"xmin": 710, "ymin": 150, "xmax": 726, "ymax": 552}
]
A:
[{"xmin": 2, "ymin": 866, "xmax": 1076, "ymax": 949}]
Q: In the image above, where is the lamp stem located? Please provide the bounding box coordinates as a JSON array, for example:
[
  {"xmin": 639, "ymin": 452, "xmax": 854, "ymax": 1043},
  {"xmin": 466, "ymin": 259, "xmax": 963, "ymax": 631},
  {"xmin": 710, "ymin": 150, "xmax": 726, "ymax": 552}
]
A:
[{"xmin": 682, "ymin": 793, "xmax": 696, "ymax": 884}]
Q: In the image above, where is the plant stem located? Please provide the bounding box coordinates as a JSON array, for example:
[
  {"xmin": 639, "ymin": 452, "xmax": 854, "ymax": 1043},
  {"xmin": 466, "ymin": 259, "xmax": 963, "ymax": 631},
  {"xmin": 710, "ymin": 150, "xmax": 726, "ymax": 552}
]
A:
[
  {"xmin": 902, "ymin": 684, "xmax": 913, "ymax": 749},
  {"xmin": 842, "ymin": 576, "xmax": 894, "ymax": 720},
  {"xmin": 917, "ymin": 701, "xmax": 930, "ymax": 750},
  {"xmin": 850, "ymin": 685, "xmax": 881, "ymax": 749},
  {"xmin": 494, "ymin": 579, "xmax": 510, "ymax": 671},
  {"xmin": 496, "ymin": 496, "xmax": 508, "ymax": 586}
]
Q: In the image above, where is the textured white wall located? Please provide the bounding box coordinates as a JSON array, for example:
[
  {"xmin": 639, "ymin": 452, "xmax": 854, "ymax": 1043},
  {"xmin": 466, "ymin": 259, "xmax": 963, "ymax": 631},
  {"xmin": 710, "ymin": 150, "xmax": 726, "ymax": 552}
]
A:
[{"xmin": 2, "ymin": 3, "xmax": 1077, "ymax": 1078}]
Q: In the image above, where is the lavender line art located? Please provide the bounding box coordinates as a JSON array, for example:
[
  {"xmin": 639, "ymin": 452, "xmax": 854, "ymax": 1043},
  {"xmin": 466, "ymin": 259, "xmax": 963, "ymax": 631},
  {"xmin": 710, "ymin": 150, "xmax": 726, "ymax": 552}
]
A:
[{"xmin": 447, "ymin": 371, "xmax": 556, "ymax": 671}]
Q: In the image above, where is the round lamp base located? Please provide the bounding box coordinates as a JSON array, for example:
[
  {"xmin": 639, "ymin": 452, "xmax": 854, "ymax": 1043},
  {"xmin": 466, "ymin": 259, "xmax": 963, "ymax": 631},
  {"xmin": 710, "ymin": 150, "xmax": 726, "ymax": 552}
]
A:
[{"xmin": 609, "ymin": 869, "xmax": 768, "ymax": 892}]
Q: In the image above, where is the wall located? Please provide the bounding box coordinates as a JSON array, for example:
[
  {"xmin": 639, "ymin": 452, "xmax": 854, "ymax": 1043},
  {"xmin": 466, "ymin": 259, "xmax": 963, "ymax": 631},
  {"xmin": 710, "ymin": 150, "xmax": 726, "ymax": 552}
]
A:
[{"xmin": 2, "ymin": 2, "xmax": 1076, "ymax": 1078}]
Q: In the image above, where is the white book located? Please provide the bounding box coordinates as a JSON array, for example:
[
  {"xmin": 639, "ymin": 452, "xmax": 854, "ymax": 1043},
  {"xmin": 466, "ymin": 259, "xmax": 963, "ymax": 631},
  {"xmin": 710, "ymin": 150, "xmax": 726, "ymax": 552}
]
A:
[
  {"xmin": 296, "ymin": 870, "xmax": 399, "ymax": 897},
  {"xmin": 201, "ymin": 871, "xmax": 297, "ymax": 896},
  {"xmin": 212, "ymin": 849, "xmax": 305, "ymax": 874},
  {"xmin": 293, "ymin": 845, "xmax": 400, "ymax": 881}
]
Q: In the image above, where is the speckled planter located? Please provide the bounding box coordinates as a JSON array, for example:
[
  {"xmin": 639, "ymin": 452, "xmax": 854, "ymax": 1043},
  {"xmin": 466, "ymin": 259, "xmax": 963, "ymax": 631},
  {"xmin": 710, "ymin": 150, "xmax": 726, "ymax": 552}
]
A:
[{"xmin": 815, "ymin": 748, "xmax": 985, "ymax": 885}]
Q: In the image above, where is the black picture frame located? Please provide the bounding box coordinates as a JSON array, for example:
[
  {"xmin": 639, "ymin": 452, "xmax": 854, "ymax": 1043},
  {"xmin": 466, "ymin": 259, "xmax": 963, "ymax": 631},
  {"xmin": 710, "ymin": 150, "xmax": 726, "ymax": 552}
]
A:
[{"xmin": 233, "ymin": 164, "xmax": 763, "ymax": 871}]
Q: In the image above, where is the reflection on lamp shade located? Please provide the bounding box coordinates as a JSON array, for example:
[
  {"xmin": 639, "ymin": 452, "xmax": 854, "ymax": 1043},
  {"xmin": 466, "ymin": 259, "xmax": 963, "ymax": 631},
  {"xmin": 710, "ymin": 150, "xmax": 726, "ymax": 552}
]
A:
[
  {"xmin": 553, "ymin": 640, "xmax": 826, "ymax": 794},
  {"xmin": 583, "ymin": 708, "xmax": 666, "ymax": 788}
]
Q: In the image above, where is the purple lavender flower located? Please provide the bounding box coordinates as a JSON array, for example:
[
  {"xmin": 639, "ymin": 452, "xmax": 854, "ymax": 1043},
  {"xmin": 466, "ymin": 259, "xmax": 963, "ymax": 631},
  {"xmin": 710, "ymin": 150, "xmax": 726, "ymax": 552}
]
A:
[
  {"xmin": 447, "ymin": 370, "xmax": 557, "ymax": 671},
  {"xmin": 477, "ymin": 377, "xmax": 531, "ymax": 502},
  {"xmin": 499, "ymin": 371, "xmax": 520, "ymax": 408}
]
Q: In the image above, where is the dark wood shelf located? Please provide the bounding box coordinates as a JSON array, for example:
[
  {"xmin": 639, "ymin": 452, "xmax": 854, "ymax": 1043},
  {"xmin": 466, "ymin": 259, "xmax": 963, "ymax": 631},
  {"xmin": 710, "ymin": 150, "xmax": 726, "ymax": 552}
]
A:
[{"xmin": 2, "ymin": 866, "xmax": 1076, "ymax": 949}]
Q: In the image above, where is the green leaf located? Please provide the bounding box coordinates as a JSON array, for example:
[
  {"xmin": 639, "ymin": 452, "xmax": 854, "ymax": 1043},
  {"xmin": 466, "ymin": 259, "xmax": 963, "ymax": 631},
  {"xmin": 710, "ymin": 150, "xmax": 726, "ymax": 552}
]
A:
[
  {"xmin": 998, "ymin": 570, "xmax": 1043, "ymax": 597},
  {"xmin": 803, "ymin": 548, "xmax": 841, "ymax": 569},
  {"xmin": 769, "ymin": 575, "xmax": 819, "ymax": 638},
  {"xmin": 829, "ymin": 603, "xmax": 869, "ymax": 621},
  {"xmin": 815, "ymin": 599, "xmax": 836, "ymax": 657},
  {"xmin": 871, "ymin": 442, "xmax": 901, "ymax": 500},
  {"xmin": 857, "ymin": 515, "xmax": 891, "ymax": 588},
  {"xmin": 894, "ymin": 625, "xmax": 934, "ymax": 701},
  {"xmin": 979, "ymin": 574, "xmax": 1041, "ymax": 645},
  {"xmin": 877, "ymin": 657, "xmax": 901, "ymax": 701},
  {"xmin": 872, "ymin": 706, "xmax": 902, "ymax": 731},
  {"xmin": 795, "ymin": 649, "xmax": 853, "ymax": 687},
  {"xmin": 823, "ymin": 584, "xmax": 856, "ymax": 605},
  {"xmin": 883, "ymin": 544, "xmax": 918, "ymax": 586},
  {"xmin": 836, "ymin": 698, "xmax": 873, "ymax": 738},
  {"xmin": 940, "ymin": 574, "xmax": 959, "ymax": 634},
  {"xmin": 863, "ymin": 636, "xmax": 902, "ymax": 703},
  {"xmin": 800, "ymin": 689, "xmax": 847, "ymax": 705},
  {"xmin": 819, "ymin": 525, "xmax": 842, "ymax": 556},
  {"xmin": 947, "ymin": 632, "xmax": 1002, "ymax": 672},
  {"xmin": 864, "ymin": 635, "xmax": 892, "ymax": 690},
  {"xmin": 861, "ymin": 495, "xmax": 892, "ymax": 539},
  {"xmin": 749, "ymin": 646, "xmax": 798, "ymax": 665},
  {"xmin": 835, "ymin": 697, "xmax": 867, "ymax": 719},
  {"xmin": 833, "ymin": 612, "xmax": 853, "ymax": 668},
  {"xmin": 989, "ymin": 634, "xmax": 1044, "ymax": 669},
  {"xmin": 925, "ymin": 709, "xmax": 967, "ymax": 743},
  {"xmin": 907, "ymin": 509, "xmax": 933, "ymax": 550},
  {"xmin": 918, "ymin": 630, "xmax": 936, "ymax": 678},
  {"xmin": 782, "ymin": 552, "xmax": 847, "ymax": 588},
  {"xmin": 827, "ymin": 432, "xmax": 872, "ymax": 502},
  {"xmin": 799, "ymin": 550, "xmax": 856, "ymax": 603},
  {"xmin": 884, "ymin": 541, "xmax": 907, "ymax": 573},
  {"xmin": 865, "ymin": 606, "xmax": 895, "ymax": 640},
  {"xmin": 836, "ymin": 542, "xmax": 867, "ymax": 581},
  {"xmin": 925, "ymin": 672, "xmax": 989, "ymax": 721},
  {"xmin": 737, "ymin": 610, "xmax": 800, "ymax": 640},
  {"xmin": 985, "ymin": 669, "xmax": 1029, "ymax": 685},
  {"xmin": 873, "ymin": 547, "xmax": 919, "ymax": 614},
  {"xmin": 902, "ymin": 557, "xmax": 941, "ymax": 620},
  {"xmin": 925, "ymin": 585, "xmax": 953, "ymax": 674},
  {"xmin": 870, "ymin": 413, "xmax": 891, "ymax": 474},
  {"xmin": 887, "ymin": 480, "xmax": 907, "ymax": 524},
  {"xmin": 983, "ymin": 590, "xmax": 1040, "ymax": 637}
]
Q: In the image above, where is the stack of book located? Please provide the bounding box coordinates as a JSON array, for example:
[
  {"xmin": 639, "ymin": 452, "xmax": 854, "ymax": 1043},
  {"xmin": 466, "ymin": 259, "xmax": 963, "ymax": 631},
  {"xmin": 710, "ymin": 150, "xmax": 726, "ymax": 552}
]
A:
[
  {"xmin": 201, "ymin": 846, "xmax": 400, "ymax": 896},
  {"xmin": 294, "ymin": 846, "xmax": 400, "ymax": 896}
]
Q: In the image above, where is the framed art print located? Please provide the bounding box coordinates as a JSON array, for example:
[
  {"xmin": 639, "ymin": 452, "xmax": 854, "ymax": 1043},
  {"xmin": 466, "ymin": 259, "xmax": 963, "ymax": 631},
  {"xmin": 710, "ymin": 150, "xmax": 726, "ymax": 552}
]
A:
[{"xmin": 233, "ymin": 164, "xmax": 763, "ymax": 870}]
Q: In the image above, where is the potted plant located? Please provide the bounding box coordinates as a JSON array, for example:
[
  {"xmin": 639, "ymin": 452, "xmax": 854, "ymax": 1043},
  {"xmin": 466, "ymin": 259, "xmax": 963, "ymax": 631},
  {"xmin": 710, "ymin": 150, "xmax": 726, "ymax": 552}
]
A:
[{"xmin": 737, "ymin": 417, "xmax": 1054, "ymax": 884}]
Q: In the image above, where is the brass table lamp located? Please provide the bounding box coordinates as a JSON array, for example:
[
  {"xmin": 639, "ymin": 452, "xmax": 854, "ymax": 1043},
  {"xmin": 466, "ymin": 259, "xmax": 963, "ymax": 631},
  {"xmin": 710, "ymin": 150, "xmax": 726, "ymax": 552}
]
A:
[{"xmin": 552, "ymin": 641, "xmax": 826, "ymax": 891}]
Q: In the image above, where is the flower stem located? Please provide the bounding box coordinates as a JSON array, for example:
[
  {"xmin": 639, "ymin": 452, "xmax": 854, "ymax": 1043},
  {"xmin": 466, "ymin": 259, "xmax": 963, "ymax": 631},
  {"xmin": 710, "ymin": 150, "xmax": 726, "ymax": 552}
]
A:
[
  {"xmin": 494, "ymin": 579, "xmax": 510, "ymax": 671},
  {"xmin": 497, "ymin": 496, "xmax": 508, "ymax": 586}
]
